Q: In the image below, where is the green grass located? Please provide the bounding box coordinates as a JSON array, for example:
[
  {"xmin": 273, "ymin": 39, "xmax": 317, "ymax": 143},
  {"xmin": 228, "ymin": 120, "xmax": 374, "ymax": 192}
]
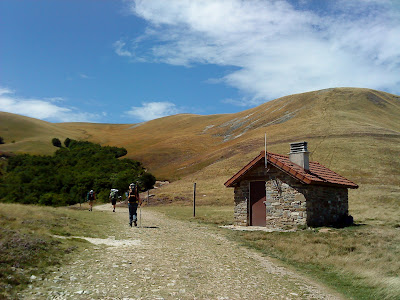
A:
[
  {"xmin": 0, "ymin": 203, "xmax": 121, "ymax": 299},
  {"xmin": 150, "ymin": 204, "xmax": 400, "ymax": 300}
]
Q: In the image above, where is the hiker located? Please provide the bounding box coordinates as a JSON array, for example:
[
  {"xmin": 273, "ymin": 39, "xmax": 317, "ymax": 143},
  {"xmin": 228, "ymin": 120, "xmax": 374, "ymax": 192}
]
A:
[
  {"xmin": 87, "ymin": 189, "xmax": 96, "ymax": 211},
  {"xmin": 109, "ymin": 188, "xmax": 118, "ymax": 212},
  {"xmin": 128, "ymin": 183, "xmax": 141, "ymax": 227}
]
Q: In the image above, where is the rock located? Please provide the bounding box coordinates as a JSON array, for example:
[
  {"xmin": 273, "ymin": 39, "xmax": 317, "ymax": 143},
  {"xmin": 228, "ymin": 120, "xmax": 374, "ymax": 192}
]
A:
[
  {"xmin": 75, "ymin": 290, "xmax": 85, "ymax": 294},
  {"xmin": 30, "ymin": 275, "xmax": 37, "ymax": 281}
]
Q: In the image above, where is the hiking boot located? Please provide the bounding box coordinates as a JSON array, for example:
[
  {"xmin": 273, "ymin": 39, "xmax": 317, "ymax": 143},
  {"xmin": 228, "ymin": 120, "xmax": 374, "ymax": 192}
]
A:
[
  {"xmin": 113, "ymin": 209, "xmax": 115, "ymax": 212},
  {"xmin": 134, "ymin": 221, "xmax": 137, "ymax": 227},
  {"xmin": 129, "ymin": 222, "xmax": 132, "ymax": 227}
]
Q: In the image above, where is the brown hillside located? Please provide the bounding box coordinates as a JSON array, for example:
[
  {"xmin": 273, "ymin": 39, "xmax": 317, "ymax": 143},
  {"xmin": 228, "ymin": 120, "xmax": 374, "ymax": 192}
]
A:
[
  {"xmin": 0, "ymin": 112, "xmax": 83, "ymax": 154},
  {"xmin": 1, "ymin": 87, "xmax": 399, "ymax": 181},
  {"xmin": 1, "ymin": 87, "xmax": 399, "ymax": 299},
  {"xmin": 1, "ymin": 87, "xmax": 400, "ymax": 201},
  {"xmin": 1, "ymin": 87, "xmax": 400, "ymax": 224}
]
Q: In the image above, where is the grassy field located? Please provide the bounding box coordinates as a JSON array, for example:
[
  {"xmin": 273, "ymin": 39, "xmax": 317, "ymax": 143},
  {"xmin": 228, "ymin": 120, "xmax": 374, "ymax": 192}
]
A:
[
  {"xmin": 0, "ymin": 203, "xmax": 122, "ymax": 299},
  {"xmin": 1, "ymin": 87, "xmax": 400, "ymax": 299},
  {"xmin": 149, "ymin": 205, "xmax": 400, "ymax": 300}
]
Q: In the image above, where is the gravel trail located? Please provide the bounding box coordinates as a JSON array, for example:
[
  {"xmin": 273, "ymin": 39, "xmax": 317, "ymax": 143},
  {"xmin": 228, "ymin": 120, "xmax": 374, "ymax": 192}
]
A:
[{"xmin": 19, "ymin": 205, "xmax": 342, "ymax": 299}]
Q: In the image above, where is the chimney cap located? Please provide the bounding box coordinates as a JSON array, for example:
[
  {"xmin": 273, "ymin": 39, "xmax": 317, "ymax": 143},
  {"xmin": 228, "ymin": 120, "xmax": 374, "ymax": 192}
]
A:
[{"xmin": 290, "ymin": 141, "xmax": 308, "ymax": 154}]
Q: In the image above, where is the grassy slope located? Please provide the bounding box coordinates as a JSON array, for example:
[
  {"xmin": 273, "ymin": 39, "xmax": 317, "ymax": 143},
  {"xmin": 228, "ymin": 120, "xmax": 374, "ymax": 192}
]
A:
[
  {"xmin": 1, "ymin": 87, "xmax": 399, "ymax": 211},
  {"xmin": 0, "ymin": 202, "xmax": 124, "ymax": 299},
  {"xmin": 1, "ymin": 87, "xmax": 400, "ymax": 298},
  {"xmin": 0, "ymin": 112, "xmax": 84, "ymax": 154}
]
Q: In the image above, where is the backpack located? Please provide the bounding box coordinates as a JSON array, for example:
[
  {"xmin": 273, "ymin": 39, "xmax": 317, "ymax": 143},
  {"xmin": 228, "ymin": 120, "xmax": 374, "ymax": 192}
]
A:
[
  {"xmin": 128, "ymin": 190, "xmax": 138, "ymax": 203},
  {"xmin": 87, "ymin": 192, "xmax": 95, "ymax": 201},
  {"xmin": 110, "ymin": 189, "xmax": 118, "ymax": 199}
]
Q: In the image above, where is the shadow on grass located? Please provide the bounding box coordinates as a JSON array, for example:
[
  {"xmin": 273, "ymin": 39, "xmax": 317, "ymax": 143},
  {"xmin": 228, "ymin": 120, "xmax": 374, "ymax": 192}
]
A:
[{"xmin": 138, "ymin": 226, "xmax": 159, "ymax": 229}]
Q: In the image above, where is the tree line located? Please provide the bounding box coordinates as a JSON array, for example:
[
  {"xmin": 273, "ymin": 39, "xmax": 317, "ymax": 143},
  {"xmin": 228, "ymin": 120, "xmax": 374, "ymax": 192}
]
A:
[{"xmin": 0, "ymin": 138, "xmax": 156, "ymax": 206}]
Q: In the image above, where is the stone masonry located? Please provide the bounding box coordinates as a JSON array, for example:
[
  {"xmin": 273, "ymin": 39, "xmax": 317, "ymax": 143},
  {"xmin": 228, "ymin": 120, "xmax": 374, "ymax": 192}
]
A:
[{"xmin": 233, "ymin": 162, "xmax": 349, "ymax": 228}]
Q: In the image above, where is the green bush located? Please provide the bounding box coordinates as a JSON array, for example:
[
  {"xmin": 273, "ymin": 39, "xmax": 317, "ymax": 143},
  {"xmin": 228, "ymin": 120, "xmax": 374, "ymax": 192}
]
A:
[{"xmin": 0, "ymin": 139, "xmax": 156, "ymax": 206}]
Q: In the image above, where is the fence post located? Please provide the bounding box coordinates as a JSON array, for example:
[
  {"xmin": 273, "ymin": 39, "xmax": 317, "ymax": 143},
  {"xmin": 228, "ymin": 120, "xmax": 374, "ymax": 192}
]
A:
[{"xmin": 193, "ymin": 182, "xmax": 196, "ymax": 217}]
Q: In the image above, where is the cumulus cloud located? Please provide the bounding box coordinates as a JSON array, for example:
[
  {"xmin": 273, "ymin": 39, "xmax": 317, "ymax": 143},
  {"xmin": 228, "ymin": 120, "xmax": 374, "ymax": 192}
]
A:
[
  {"xmin": 120, "ymin": 0, "xmax": 400, "ymax": 105},
  {"xmin": 126, "ymin": 101, "xmax": 181, "ymax": 121},
  {"xmin": 0, "ymin": 87, "xmax": 100, "ymax": 122}
]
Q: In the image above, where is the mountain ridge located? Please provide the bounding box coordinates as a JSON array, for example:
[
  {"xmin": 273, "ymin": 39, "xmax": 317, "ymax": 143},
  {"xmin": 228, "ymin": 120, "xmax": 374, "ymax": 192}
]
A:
[{"xmin": 1, "ymin": 87, "xmax": 399, "ymax": 184}]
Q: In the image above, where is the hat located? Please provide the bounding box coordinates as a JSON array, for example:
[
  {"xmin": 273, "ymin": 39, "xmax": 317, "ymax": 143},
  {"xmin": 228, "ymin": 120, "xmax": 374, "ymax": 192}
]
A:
[
  {"xmin": 89, "ymin": 190, "xmax": 94, "ymax": 194},
  {"xmin": 129, "ymin": 183, "xmax": 136, "ymax": 189}
]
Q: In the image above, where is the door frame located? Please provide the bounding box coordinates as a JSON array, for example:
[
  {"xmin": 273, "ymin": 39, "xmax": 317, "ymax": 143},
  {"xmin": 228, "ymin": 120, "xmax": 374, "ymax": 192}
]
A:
[{"xmin": 249, "ymin": 181, "xmax": 266, "ymax": 226}]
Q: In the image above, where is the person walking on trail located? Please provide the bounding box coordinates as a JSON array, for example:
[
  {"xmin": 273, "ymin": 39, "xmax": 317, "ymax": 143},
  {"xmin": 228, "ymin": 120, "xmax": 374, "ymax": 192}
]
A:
[
  {"xmin": 128, "ymin": 183, "xmax": 141, "ymax": 227},
  {"xmin": 109, "ymin": 188, "xmax": 118, "ymax": 212},
  {"xmin": 87, "ymin": 189, "xmax": 96, "ymax": 211}
]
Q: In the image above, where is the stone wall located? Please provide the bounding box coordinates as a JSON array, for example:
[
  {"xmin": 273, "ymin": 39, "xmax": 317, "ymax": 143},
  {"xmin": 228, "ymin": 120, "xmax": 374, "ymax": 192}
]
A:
[
  {"xmin": 233, "ymin": 184, "xmax": 248, "ymax": 226},
  {"xmin": 305, "ymin": 186, "xmax": 348, "ymax": 227},
  {"xmin": 263, "ymin": 166, "xmax": 307, "ymax": 228},
  {"xmin": 232, "ymin": 161, "xmax": 349, "ymax": 228}
]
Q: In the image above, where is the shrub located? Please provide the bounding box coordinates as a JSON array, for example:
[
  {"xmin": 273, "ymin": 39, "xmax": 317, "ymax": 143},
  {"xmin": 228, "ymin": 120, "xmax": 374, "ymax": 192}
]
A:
[
  {"xmin": 0, "ymin": 139, "xmax": 155, "ymax": 206},
  {"xmin": 51, "ymin": 138, "xmax": 62, "ymax": 148}
]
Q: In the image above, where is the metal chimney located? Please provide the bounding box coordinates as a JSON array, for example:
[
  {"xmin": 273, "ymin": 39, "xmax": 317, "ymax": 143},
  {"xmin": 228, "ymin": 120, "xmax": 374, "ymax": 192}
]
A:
[{"xmin": 289, "ymin": 141, "xmax": 309, "ymax": 170}]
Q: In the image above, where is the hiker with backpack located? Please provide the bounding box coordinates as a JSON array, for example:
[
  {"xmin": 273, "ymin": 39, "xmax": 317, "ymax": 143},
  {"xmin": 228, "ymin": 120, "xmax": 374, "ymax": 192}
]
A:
[
  {"xmin": 109, "ymin": 188, "xmax": 118, "ymax": 212},
  {"xmin": 87, "ymin": 189, "xmax": 96, "ymax": 211},
  {"xmin": 128, "ymin": 183, "xmax": 141, "ymax": 227}
]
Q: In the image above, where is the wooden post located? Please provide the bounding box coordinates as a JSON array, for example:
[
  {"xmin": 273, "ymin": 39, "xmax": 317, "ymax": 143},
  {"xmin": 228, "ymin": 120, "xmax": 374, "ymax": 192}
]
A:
[
  {"xmin": 193, "ymin": 182, "xmax": 196, "ymax": 217},
  {"xmin": 147, "ymin": 189, "xmax": 150, "ymax": 205}
]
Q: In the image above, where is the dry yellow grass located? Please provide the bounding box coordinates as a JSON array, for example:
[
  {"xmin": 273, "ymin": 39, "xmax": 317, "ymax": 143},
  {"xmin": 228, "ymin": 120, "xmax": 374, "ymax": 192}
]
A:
[{"xmin": 1, "ymin": 87, "xmax": 400, "ymax": 298}]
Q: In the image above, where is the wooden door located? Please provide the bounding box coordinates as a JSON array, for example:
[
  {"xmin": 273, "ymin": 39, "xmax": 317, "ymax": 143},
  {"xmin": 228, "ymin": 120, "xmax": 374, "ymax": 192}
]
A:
[{"xmin": 250, "ymin": 181, "xmax": 266, "ymax": 226}]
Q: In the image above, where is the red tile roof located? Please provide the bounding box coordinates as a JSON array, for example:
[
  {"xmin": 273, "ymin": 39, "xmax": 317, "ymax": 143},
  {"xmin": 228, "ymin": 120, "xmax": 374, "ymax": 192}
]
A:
[{"xmin": 224, "ymin": 151, "xmax": 358, "ymax": 189}]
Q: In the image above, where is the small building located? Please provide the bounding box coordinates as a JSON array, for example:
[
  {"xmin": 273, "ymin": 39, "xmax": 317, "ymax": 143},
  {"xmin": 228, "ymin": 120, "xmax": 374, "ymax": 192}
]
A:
[{"xmin": 224, "ymin": 142, "xmax": 358, "ymax": 228}]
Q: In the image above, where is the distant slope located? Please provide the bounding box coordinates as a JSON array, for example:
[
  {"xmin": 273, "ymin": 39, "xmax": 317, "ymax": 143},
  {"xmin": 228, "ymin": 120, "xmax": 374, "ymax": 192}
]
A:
[
  {"xmin": 1, "ymin": 87, "xmax": 400, "ymax": 192},
  {"xmin": 0, "ymin": 112, "xmax": 84, "ymax": 154}
]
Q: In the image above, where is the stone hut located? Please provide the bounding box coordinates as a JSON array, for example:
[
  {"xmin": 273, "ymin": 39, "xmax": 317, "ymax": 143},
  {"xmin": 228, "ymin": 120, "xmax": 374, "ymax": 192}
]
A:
[{"xmin": 224, "ymin": 142, "xmax": 358, "ymax": 228}]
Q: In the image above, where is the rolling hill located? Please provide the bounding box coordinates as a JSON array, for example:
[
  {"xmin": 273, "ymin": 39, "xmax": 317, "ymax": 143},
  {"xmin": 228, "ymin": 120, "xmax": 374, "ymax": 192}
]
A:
[
  {"xmin": 1, "ymin": 87, "xmax": 400, "ymax": 215},
  {"xmin": 2, "ymin": 87, "xmax": 399, "ymax": 299}
]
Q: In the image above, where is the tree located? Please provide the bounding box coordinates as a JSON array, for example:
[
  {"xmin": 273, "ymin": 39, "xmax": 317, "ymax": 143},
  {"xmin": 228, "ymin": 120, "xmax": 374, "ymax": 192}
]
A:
[
  {"xmin": 0, "ymin": 137, "xmax": 4, "ymax": 144},
  {"xmin": 0, "ymin": 138, "xmax": 155, "ymax": 206},
  {"xmin": 64, "ymin": 138, "xmax": 72, "ymax": 148},
  {"xmin": 140, "ymin": 172, "xmax": 156, "ymax": 191},
  {"xmin": 52, "ymin": 138, "xmax": 62, "ymax": 148}
]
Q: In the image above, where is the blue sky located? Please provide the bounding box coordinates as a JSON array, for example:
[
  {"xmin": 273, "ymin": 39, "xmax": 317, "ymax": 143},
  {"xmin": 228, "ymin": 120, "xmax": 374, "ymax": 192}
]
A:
[{"xmin": 1, "ymin": 0, "xmax": 399, "ymax": 123}]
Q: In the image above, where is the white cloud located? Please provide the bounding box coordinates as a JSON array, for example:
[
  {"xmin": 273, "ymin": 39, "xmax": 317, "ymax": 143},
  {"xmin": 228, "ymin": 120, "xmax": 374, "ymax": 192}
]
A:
[
  {"xmin": 113, "ymin": 40, "xmax": 133, "ymax": 57},
  {"xmin": 0, "ymin": 87, "xmax": 100, "ymax": 122},
  {"xmin": 79, "ymin": 73, "xmax": 93, "ymax": 80},
  {"xmin": 126, "ymin": 101, "xmax": 181, "ymax": 121},
  {"xmin": 122, "ymin": 0, "xmax": 400, "ymax": 105}
]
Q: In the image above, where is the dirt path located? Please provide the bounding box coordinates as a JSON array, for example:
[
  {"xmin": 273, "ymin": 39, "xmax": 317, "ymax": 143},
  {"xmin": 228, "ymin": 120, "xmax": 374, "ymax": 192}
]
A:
[{"xmin": 19, "ymin": 205, "xmax": 342, "ymax": 299}]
